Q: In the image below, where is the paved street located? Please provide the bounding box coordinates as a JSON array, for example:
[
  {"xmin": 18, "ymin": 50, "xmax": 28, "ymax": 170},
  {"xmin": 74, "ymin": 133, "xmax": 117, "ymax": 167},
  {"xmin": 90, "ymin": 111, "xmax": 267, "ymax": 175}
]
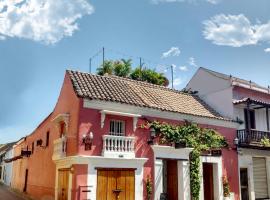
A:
[{"xmin": 0, "ymin": 184, "xmax": 25, "ymax": 200}]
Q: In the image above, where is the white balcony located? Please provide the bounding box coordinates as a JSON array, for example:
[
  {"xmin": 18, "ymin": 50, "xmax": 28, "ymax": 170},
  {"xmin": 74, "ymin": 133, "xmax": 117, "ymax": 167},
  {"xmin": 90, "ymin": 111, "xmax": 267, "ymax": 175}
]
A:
[
  {"xmin": 102, "ymin": 135, "xmax": 135, "ymax": 158},
  {"xmin": 52, "ymin": 136, "xmax": 67, "ymax": 160}
]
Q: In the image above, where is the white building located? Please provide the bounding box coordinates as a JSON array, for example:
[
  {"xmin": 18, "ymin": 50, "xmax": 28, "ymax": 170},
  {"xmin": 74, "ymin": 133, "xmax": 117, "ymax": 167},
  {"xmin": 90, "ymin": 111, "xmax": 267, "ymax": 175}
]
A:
[
  {"xmin": 186, "ymin": 67, "xmax": 270, "ymax": 200},
  {"xmin": 0, "ymin": 142, "xmax": 15, "ymax": 186}
]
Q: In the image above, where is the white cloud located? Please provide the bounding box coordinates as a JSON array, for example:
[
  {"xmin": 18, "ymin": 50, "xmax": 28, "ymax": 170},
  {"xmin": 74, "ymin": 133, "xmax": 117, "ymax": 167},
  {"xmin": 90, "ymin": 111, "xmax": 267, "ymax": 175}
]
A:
[
  {"xmin": 179, "ymin": 66, "xmax": 188, "ymax": 71},
  {"xmin": 0, "ymin": 0, "xmax": 94, "ymax": 44},
  {"xmin": 206, "ymin": 0, "xmax": 221, "ymax": 4},
  {"xmin": 188, "ymin": 57, "xmax": 197, "ymax": 67},
  {"xmin": 203, "ymin": 14, "xmax": 270, "ymax": 47},
  {"xmin": 162, "ymin": 47, "xmax": 181, "ymax": 58},
  {"xmin": 152, "ymin": 0, "xmax": 220, "ymax": 4},
  {"xmin": 173, "ymin": 77, "xmax": 183, "ymax": 86},
  {"xmin": 265, "ymin": 48, "xmax": 270, "ymax": 53}
]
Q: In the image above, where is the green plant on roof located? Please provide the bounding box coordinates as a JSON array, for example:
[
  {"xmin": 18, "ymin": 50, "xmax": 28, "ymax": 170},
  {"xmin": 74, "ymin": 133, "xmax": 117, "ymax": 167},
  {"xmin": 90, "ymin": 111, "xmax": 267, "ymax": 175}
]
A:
[{"xmin": 96, "ymin": 59, "xmax": 169, "ymax": 86}]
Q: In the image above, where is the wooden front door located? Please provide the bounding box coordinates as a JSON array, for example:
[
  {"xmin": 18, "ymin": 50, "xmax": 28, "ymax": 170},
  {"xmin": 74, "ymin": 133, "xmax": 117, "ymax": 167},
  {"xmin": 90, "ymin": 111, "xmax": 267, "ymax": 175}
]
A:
[
  {"xmin": 58, "ymin": 169, "xmax": 69, "ymax": 200},
  {"xmin": 240, "ymin": 168, "xmax": 249, "ymax": 200},
  {"xmin": 203, "ymin": 163, "xmax": 214, "ymax": 200},
  {"xmin": 166, "ymin": 160, "xmax": 178, "ymax": 200},
  {"xmin": 97, "ymin": 169, "xmax": 135, "ymax": 200}
]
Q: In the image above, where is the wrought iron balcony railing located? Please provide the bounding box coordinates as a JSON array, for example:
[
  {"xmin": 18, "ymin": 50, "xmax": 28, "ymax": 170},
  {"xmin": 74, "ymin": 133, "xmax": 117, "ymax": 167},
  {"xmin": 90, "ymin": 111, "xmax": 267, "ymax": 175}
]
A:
[{"xmin": 237, "ymin": 129, "xmax": 270, "ymax": 147}]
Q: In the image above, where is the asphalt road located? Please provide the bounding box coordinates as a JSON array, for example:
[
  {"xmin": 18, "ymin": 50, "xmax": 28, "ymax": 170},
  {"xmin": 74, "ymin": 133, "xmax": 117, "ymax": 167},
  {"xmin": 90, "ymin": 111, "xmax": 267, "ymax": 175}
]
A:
[{"xmin": 0, "ymin": 184, "xmax": 25, "ymax": 200}]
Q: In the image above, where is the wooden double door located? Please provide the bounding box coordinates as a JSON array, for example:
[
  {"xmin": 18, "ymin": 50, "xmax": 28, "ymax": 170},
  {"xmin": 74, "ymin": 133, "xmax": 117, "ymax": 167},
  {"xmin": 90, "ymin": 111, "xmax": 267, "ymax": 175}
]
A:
[
  {"xmin": 97, "ymin": 169, "xmax": 135, "ymax": 200},
  {"xmin": 58, "ymin": 169, "xmax": 69, "ymax": 200}
]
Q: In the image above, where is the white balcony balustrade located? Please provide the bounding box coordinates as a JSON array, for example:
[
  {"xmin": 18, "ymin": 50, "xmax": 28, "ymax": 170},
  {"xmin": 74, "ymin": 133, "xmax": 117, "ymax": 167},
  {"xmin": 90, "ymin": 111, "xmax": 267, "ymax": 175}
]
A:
[
  {"xmin": 102, "ymin": 135, "xmax": 135, "ymax": 158},
  {"xmin": 52, "ymin": 136, "xmax": 67, "ymax": 160}
]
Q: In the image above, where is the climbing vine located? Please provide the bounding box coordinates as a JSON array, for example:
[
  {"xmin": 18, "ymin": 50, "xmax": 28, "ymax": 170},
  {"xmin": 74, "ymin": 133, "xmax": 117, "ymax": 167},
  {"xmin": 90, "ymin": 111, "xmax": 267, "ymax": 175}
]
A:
[{"xmin": 141, "ymin": 121, "xmax": 228, "ymax": 200}]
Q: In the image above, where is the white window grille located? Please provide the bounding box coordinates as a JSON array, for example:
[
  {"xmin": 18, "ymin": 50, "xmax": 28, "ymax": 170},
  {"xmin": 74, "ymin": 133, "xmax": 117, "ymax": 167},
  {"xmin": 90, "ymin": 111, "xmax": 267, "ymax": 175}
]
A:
[{"xmin": 109, "ymin": 120, "xmax": 125, "ymax": 136}]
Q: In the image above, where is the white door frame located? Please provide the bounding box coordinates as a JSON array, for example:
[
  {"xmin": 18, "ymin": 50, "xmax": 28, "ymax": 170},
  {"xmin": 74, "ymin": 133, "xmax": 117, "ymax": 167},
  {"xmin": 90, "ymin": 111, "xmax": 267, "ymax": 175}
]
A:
[
  {"xmin": 151, "ymin": 145, "xmax": 193, "ymax": 200},
  {"xmin": 54, "ymin": 156, "xmax": 147, "ymax": 200},
  {"xmin": 200, "ymin": 156, "xmax": 223, "ymax": 200}
]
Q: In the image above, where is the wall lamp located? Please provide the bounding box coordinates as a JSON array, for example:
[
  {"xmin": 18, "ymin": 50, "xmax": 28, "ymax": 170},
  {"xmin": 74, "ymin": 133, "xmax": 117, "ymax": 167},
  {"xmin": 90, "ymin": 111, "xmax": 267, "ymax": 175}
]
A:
[
  {"xmin": 147, "ymin": 127, "xmax": 156, "ymax": 145},
  {"xmin": 82, "ymin": 132, "xmax": 94, "ymax": 150},
  {"xmin": 233, "ymin": 137, "xmax": 239, "ymax": 146}
]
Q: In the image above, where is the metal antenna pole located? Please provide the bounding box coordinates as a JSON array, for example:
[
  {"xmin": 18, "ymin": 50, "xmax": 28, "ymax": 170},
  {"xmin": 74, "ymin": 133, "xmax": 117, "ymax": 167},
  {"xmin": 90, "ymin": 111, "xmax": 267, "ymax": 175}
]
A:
[
  {"xmin": 171, "ymin": 65, "xmax": 174, "ymax": 89},
  {"xmin": 139, "ymin": 57, "xmax": 142, "ymax": 80},
  {"xmin": 102, "ymin": 47, "xmax": 105, "ymax": 67}
]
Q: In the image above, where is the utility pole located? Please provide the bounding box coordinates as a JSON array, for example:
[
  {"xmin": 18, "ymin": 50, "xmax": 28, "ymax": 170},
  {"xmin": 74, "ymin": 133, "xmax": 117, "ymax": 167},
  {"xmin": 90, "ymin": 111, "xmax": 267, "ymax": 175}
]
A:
[
  {"xmin": 102, "ymin": 47, "xmax": 105, "ymax": 67},
  {"xmin": 171, "ymin": 65, "xmax": 174, "ymax": 89},
  {"xmin": 89, "ymin": 58, "xmax": 92, "ymax": 73}
]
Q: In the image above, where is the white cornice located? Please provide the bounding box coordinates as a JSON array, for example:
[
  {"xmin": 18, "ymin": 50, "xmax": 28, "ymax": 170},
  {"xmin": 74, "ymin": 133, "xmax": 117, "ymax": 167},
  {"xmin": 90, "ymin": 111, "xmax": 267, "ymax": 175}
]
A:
[{"xmin": 83, "ymin": 99, "xmax": 239, "ymax": 129}]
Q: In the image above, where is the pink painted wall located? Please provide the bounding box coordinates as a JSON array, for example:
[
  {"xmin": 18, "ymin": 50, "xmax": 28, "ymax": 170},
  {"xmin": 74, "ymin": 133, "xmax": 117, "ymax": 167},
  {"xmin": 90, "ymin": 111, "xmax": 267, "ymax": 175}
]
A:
[
  {"xmin": 78, "ymin": 105, "xmax": 240, "ymax": 200},
  {"xmin": 233, "ymin": 86, "xmax": 270, "ymax": 102},
  {"xmin": 11, "ymin": 73, "xmax": 85, "ymax": 200}
]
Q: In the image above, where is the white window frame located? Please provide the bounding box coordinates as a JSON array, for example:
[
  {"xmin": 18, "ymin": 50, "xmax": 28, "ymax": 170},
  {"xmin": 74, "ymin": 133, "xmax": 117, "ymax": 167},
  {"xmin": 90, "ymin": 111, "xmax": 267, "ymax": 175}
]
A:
[{"xmin": 109, "ymin": 120, "xmax": 125, "ymax": 136}]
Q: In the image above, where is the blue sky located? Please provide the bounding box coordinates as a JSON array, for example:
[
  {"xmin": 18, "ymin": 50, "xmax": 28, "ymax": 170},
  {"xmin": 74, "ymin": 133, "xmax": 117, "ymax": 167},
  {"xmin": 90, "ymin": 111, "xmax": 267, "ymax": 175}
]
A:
[{"xmin": 1, "ymin": 0, "xmax": 270, "ymax": 143}]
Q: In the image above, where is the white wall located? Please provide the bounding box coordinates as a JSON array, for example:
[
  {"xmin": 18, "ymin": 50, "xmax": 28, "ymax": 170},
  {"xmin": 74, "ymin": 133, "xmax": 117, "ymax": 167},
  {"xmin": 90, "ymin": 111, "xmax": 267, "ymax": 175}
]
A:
[
  {"xmin": 186, "ymin": 68, "xmax": 234, "ymax": 119},
  {"xmin": 2, "ymin": 148, "xmax": 14, "ymax": 186}
]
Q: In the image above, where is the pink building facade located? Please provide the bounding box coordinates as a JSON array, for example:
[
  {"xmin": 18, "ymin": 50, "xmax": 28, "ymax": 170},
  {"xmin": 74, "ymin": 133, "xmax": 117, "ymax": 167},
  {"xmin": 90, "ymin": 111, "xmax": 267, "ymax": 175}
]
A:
[{"xmin": 11, "ymin": 70, "xmax": 240, "ymax": 200}]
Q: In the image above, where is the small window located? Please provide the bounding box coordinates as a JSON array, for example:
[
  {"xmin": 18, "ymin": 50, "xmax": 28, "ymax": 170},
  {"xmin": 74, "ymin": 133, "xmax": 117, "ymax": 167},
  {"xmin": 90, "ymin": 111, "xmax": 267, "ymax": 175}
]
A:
[
  {"xmin": 109, "ymin": 120, "xmax": 125, "ymax": 136},
  {"xmin": 32, "ymin": 142, "xmax": 34, "ymax": 154},
  {"xmin": 46, "ymin": 131, "xmax": 50, "ymax": 147}
]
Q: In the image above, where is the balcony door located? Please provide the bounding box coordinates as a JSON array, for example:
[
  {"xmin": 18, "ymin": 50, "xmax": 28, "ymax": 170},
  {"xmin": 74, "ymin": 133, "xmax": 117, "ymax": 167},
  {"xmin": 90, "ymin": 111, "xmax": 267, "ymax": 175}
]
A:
[
  {"xmin": 244, "ymin": 109, "xmax": 256, "ymax": 130},
  {"xmin": 97, "ymin": 169, "xmax": 135, "ymax": 200}
]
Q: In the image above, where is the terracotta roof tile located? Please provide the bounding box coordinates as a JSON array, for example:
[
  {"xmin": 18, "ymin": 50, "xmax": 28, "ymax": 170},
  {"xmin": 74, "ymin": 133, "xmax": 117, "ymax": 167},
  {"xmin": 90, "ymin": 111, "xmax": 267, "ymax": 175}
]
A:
[{"xmin": 67, "ymin": 70, "xmax": 229, "ymax": 121}]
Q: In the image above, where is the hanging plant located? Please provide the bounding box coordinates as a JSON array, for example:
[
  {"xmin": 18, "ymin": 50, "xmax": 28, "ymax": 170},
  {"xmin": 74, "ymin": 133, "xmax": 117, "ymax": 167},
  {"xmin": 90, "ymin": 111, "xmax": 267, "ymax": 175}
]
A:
[
  {"xmin": 146, "ymin": 176, "xmax": 152, "ymax": 200},
  {"xmin": 141, "ymin": 121, "xmax": 228, "ymax": 200},
  {"xmin": 223, "ymin": 176, "xmax": 231, "ymax": 198}
]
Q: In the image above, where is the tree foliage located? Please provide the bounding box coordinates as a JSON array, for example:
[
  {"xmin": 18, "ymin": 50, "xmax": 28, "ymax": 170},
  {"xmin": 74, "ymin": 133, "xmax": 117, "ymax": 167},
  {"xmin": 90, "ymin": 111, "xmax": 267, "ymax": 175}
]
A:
[{"xmin": 96, "ymin": 59, "xmax": 169, "ymax": 86}]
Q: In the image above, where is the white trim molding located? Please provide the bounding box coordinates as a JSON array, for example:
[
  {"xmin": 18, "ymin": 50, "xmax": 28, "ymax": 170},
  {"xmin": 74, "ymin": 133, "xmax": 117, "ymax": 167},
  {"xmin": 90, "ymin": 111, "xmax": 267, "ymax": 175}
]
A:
[
  {"xmin": 151, "ymin": 145, "xmax": 193, "ymax": 200},
  {"xmin": 84, "ymin": 99, "xmax": 239, "ymax": 129},
  {"xmin": 200, "ymin": 156, "xmax": 223, "ymax": 200},
  {"xmin": 100, "ymin": 109, "xmax": 141, "ymax": 131},
  {"xmin": 54, "ymin": 155, "xmax": 148, "ymax": 200}
]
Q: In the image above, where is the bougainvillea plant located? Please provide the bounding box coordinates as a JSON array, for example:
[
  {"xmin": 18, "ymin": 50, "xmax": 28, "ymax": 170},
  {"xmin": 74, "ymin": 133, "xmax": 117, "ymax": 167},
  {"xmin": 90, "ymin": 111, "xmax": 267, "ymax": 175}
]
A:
[{"xmin": 141, "ymin": 121, "xmax": 228, "ymax": 200}]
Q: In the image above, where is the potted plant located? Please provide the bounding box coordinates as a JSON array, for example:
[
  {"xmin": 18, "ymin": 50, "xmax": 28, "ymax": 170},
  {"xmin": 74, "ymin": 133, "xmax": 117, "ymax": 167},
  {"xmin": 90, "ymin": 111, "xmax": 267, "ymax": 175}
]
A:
[
  {"xmin": 146, "ymin": 176, "xmax": 152, "ymax": 200},
  {"xmin": 223, "ymin": 176, "xmax": 231, "ymax": 200},
  {"xmin": 174, "ymin": 139, "xmax": 186, "ymax": 148}
]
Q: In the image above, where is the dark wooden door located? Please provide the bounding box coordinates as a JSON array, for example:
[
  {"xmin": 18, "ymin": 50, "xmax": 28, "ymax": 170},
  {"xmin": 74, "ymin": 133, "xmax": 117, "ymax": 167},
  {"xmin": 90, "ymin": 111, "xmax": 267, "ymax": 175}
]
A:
[
  {"xmin": 97, "ymin": 169, "xmax": 135, "ymax": 200},
  {"xmin": 240, "ymin": 168, "xmax": 249, "ymax": 200},
  {"xmin": 58, "ymin": 169, "xmax": 69, "ymax": 200},
  {"xmin": 23, "ymin": 169, "xmax": 28, "ymax": 192},
  {"xmin": 167, "ymin": 160, "xmax": 178, "ymax": 200},
  {"xmin": 203, "ymin": 163, "xmax": 214, "ymax": 200}
]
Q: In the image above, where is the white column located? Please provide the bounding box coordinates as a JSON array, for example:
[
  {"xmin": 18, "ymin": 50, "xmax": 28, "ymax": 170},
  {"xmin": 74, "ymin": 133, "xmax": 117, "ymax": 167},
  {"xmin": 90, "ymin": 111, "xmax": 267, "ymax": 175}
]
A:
[
  {"xmin": 213, "ymin": 162, "xmax": 223, "ymax": 200},
  {"xmin": 178, "ymin": 160, "xmax": 191, "ymax": 200},
  {"xmin": 87, "ymin": 165, "xmax": 97, "ymax": 200},
  {"xmin": 154, "ymin": 159, "xmax": 163, "ymax": 200}
]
